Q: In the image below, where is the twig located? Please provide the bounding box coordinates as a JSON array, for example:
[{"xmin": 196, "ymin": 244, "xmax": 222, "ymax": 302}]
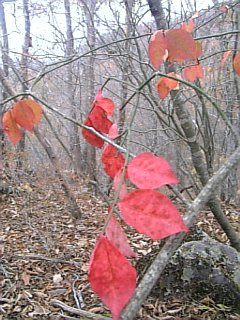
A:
[
  {"xmin": 72, "ymin": 278, "xmax": 85, "ymax": 309},
  {"xmin": 11, "ymin": 254, "xmax": 81, "ymax": 266},
  {"xmin": 50, "ymin": 299, "xmax": 111, "ymax": 320}
]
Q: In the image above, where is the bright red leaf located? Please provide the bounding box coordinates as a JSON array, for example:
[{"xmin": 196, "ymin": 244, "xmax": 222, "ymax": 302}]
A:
[
  {"xmin": 233, "ymin": 52, "xmax": 240, "ymax": 76},
  {"xmin": 165, "ymin": 28, "xmax": 202, "ymax": 62},
  {"xmin": 82, "ymin": 118, "xmax": 104, "ymax": 148},
  {"xmin": 182, "ymin": 63, "xmax": 203, "ymax": 82},
  {"xmin": 101, "ymin": 144, "xmax": 125, "ymax": 178},
  {"xmin": 156, "ymin": 72, "xmax": 179, "ymax": 99},
  {"xmin": 127, "ymin": 152, "xmax": 179, "ymax": 189},
  {"xmin": 106, "ymin": 214, "xmax": 137, "ymax": 258},
  {"xmin": 118, "ymin": 190, "xmax": 189, "ymax": 240},
  {"xmin": 95, "ymin": 98, "xmax": 115, "ymax": 116},
  {"xmin": 94, "ymin": 90, "xmax": 115, "ymax": 115},
  {"xmin": 148, "ymin": 30, "xmax": 168, "ymax": 70},
  {"xmin": 89, "ymin": 105, "xmax": 113, "ymax": 134},
  {"xmin": 2, "ymin": 110, "xmax": 22, "ymax": 144},
  {"xmin": 89, "ymin": 234, "xmax": 136, "ymax": 319},
  {"xmin": 11, "ymin": 100, "xmax": 35, "ymax": 132}
]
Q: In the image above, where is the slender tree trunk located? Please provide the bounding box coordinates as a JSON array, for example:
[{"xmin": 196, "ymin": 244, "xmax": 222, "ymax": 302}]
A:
[
  {"xmin": 0, "ymin": 0, "xmax": 9, "ymax": 164},
  {"xmin": 64, "ymin": 0, "xmax": 82, "ymax": 174},
  {"xmin": 80, "ymin": 0, "xmax": 97, "ymax": 181},
  {"xmin": 16, "ymin": 0, "xmax": 31, "ymax": 169},
  {"xmin": 119, "ymin": 0, "xmax": 135, "ymax": 134}
]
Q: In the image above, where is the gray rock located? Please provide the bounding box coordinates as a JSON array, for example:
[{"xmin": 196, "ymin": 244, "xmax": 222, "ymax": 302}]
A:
[{"xmin": 154, "ymin": 235, "xmax": 240, "ymax": 311}]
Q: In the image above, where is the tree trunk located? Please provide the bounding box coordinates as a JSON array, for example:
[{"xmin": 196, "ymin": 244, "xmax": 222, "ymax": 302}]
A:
[
  {"xmin": 64, "ymin": 0, "xmax": 82, "ymax": 174},
  {"xmin": 0, "ymin": 0, "xmax": 9, "ymax": 164},
  {"xmin": 80, "ymin": 0, "xmax": 97, "ymax": 181}
]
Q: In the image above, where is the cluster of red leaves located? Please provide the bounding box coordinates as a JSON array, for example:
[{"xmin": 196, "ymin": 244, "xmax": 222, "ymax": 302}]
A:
[
  {"xmin": 2, "ymin": 99, "xmax": 43, "ymax": 144},
  {"xmin": 82, "ymin": 90, "xmax": 114, "ymax": 148},
  {"xmin": 83, "ymin": 91, "xmax": 189, "ymax": 319}
]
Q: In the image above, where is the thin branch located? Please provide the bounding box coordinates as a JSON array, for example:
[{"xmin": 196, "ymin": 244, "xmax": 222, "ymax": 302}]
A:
[
  {"xmin": 50, "ymin": 299, "xmax": 111, "ymax": 320},
  {"xmin": 11, "ymin": 254, "xmax": 81, "ymax": 266}
]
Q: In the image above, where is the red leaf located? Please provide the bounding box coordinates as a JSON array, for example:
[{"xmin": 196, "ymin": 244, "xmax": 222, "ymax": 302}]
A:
[
  {"xmin": 2, "ymin": 110, "xmax": 22, "ymax": 144},
  {"xmin": 233, "ymin": 52, "xmax": 240, "ymax": 76},
  {"xmin": 106, "ymin": 214, "xmax": 137, "ymax": 258},
  {"xmin": 101, "ymin": 144, "xmax": 125, "ymax": 178},
  {"xmin": 148, "ymin": 30, "xmax": 168, "ymax": 70},
  {"xmin": 82, "ymin": 118, "xmax": 104, "ymax": 148},
  {"xmin": 89, "ymin": 105, "xmax": 113, "ymax": 134},
  {"xmin": 127, "ymin": 152, "xmax": 179, "ymax": 189},
  {"xmin": 89, "ymin": 235, "xmax": 136, "ymax": 319},
  {"xmin": 118, "ymin": 190, "xmax": 189, "ymax": 240},
  {"xmin": 94, "ymin": 90, "xmax": 115, "ymax": 115},
  {"xmin": 108, "ymin": 123, "xmax": 119, "ymax": 139},
  {"xmin": 113, "ymin": 170, "xmax": 128, "ymax": 199},
  {"xmin": 96, "ymin": 98, "xmax": 115, "ymax": 116},
  {"xmin": 166, "ymin": 28, "xmax": 202, "ymax": 62},
  {"xmin": 156, "ymin": 72, "xmax": 179, "ymax": 99},
  {"xmin": 11, "ymin": 100, "xmax": 35, "ymax": 132},
  {"xmin": 182, "ymin": 63, "xmax": 203, "ymax": 82}
]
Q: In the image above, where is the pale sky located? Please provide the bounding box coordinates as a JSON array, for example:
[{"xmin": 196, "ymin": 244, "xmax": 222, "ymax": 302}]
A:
[{"xmin": 2, "ymin": 0, "xmax": 214, "ymax": 59}]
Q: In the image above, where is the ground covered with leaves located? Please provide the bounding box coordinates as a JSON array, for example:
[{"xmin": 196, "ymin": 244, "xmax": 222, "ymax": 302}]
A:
[{"xmin": 0, "ymin": 172, "xmax": 239, "ymax": 320}]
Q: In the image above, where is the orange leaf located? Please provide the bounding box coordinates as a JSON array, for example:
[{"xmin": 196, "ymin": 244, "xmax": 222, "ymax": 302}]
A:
[
  {"xmin": 148, "ymin": 30, "xmax": 168, "ymax": 70},
  {"xmin": 183, "ymin": 63, "xmax": 204, "ymax": 82},
  {"xmin": 165, "ymin": 29, "xmax": 202, "ymax": 62},
  {"xmin": 181, "ymin": 19, "xmax": 195, "ymax": 33},
  {"xmin": 12, "ymin": 100, "xmax": 35, "ymax": 131},
  {"xmin": 2, "ymin": 110, "xmax": 22, "ymax": 144},
  {"xmin": 233, "ymin": 52, "xmax": 240, "ymax": 75},
  {"xmin": 24, "ymin": 99, "xmax": 43, "ymax": 125},
  {"xmin": 156, "ymin": 72, "xmax": 179, "ymax": 99}
]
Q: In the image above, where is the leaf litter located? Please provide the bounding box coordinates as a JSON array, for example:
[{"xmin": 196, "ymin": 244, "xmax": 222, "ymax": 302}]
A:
[{"xmin": 0, "ymin": 172, "xmax": 239, "ymax": 319}]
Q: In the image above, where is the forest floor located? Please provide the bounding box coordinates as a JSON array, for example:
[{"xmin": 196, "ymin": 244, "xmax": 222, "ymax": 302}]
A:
[{"xmin": 0, "ymin": 171, "xmax": 240, "ymax": 320}]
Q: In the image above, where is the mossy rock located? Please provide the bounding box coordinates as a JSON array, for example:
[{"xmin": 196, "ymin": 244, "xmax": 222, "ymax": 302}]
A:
[{"xmin": 153, "ymin": 236, "xmax": 240, "ymax": 312}]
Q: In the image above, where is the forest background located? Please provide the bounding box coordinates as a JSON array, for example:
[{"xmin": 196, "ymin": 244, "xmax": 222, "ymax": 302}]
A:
[{"xmin": 0, "ymin": 0, "xmax": 240, "ymax": 319}]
